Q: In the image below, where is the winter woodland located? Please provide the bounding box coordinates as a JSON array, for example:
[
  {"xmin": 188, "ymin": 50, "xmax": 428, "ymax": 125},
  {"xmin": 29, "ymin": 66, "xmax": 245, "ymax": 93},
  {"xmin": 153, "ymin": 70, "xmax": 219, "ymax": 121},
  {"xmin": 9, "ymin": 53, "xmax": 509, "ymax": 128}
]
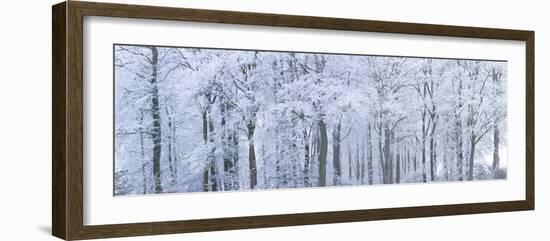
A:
[{"xmin": 114, "ymin": 45, "xmax": 507, "ymax": 196}]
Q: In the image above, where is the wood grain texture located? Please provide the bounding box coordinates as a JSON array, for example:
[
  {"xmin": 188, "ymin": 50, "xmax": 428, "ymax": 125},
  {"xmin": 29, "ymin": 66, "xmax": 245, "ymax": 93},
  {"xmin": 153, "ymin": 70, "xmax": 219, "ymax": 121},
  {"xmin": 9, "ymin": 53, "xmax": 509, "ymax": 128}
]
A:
[
  {"xmin": 72, "ymin": 1, "xmax": 533, "ymax": 40},
  {"xmin": 66, "ymin": 1, "xmax": 85, "ymax": 240},
  {"xmin": 74, "ymin": 201, "xmax": 531, "ymax": 240},
  {"xmin": 52, "ymin": 2, "xmax": 67, "ymax": 239},
  {"xmin": 525, "ymin": 32, "xmax": 535, "ymax": 209},
  {"xmin": 51, "ymin": 1, "xmax": 535, "ymax": 240}
]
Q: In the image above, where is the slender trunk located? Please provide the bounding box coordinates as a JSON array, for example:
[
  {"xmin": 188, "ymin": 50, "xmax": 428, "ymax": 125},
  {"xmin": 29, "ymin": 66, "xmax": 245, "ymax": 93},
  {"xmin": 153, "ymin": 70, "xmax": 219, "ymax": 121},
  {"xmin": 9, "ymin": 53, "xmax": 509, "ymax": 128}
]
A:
[
  {"xmin": 220, "ymin": 103, "xmax": 237, "ymax": 191},
  {"xmin": 232, "ymin": 131, "xmax": 239, "ymax": 189},
  {"xmin": 406, "ymin": 149, "xmax": 410, "ymax": 176},
  {"xmin": 433, "ymin": 141, "xmax": 437, "ymax": 179},
  {"xmin": 429, "ymin": 72, "xmax": 438, "ymax": 182},
  {"xmin": 261, "ymin": 143, "xmax": 266, "ymax": 187},
  {"xmin": 202, "ymin": 111, "xmax": 209, "ymax": 191},
  {"xmin": 138, "ymin": 109, "xmax": 147, "ymax": 194},
  {"xmin": 208, "ymin": 113, "xmax": 218, "ymax": 191},
  {"xmin": 167, "ymin": 112, "xmax": 177, "ymax": 189},
  {"xmin": 413, "ymin": 152, "xmax": 417, "ymax": 173},
  {"xmin": 355, "ymin": 142, "xmax": 360, "ymax": 182},
  {"xmin": 359, "ymin": 141, "xmax": 365, "ymax": 183},
  {"xmin": 220, "ymin": 104, "xmax": 228, "ymax": 190},
  {"xmin": 395, "ymin": 148, "xmax": 401, "ymax": 183},
  {"xmin": 403, "ymin": 149, "xmax": 407, "ymax": 175},
  {"xmin": 456, "ymin": 123, "xmax": 464, "ymax": 181},
  {"xmin": 247, "ymin": 118, "xmax": 257, "ymax": 189},
  {"xmin": 210, "ymin": 164, "xmax": 218, "ymax": 191},
  {"xmin": 291, "ymin": 129, "xmax": 299, "ymax": 188},
  {"xmin": 378, "ymin": 124, "xmax": 385, "ymax": 183},
  {"xmin": 388, "ymin": 130, "xmax": 395, "ymax": 184},
  {"xmin": 173, "ymin": 122, "xmax": 179, "ymax": 186},
  {"xmin": 383, "ymin": 125, "xmax": 392, "ymax": 184},
  {"xmin": 431, "ymin": 116, "xmax": 438, "ymax": 181},
  {"xmin": 303, "ymin": 129, "xmax": 311, "ymax": 187},
  {"xmin": 274, "ymin": 140, "xmax": 282, "ymax": 188},
  {"xmin": 421, "ymin": 108, "xmax": 428, "ymax": 183},
  {"xmin": 149, "ymin": 47, "xmax": 163, "ymax": 193},
  {"xmin": 456, "ymin": 78, "xmax": 464, "ymax": 181},
  {"xmin": 429, "ymin": 135, "xmax": 435, "ymax": 181},
  {"xmin": 492, "ymin": 122, "xmax": 500, "ymax": 170},
  {"xmin": 167, "ymin": 119, "xmax": 173, "ymax": 187},
  {"xmin": 312, "ymin": 126, "xmax": 319, "ymax": 185},
  {"xmin": 491, "ymin": 67, "xmax": 502, "ymax": 171},
  {"xmin": 347, "ymin": 144, "xmax": 352, "ymax": 182},
  {"xmin": 318, "ymin": 119, "xmax": 328, "ymax": 187},
  {"xmin": 444, "ymin": 131, "xmax": 450, "ymax": 180},
  {"xmin": 468, "ymin": 134, "xmax": 476, "ymax": 181},
  {"xmin": 367, "ymin": 124, "xmax": 373, "ymax": 185},
  {"xmin": 332, "ymin": 120, "xmax": 341, "ymax": 185}
]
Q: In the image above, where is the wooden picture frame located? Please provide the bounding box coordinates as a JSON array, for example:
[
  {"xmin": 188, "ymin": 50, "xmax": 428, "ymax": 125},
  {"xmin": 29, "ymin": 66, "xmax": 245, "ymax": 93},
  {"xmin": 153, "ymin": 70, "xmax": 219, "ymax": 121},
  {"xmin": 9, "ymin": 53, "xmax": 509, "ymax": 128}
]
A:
[{"xmin": 52, "ymin": 1, "xmax": 534, "ymax": 240}]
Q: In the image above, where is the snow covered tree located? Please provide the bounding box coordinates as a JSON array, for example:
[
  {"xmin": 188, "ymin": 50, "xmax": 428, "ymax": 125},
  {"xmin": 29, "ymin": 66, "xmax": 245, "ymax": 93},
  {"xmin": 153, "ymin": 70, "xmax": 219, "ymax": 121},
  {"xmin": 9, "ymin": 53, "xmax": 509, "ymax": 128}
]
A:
[{"xmin": 114, "ymin": 45, "xmax": 508, "ymax": 195}]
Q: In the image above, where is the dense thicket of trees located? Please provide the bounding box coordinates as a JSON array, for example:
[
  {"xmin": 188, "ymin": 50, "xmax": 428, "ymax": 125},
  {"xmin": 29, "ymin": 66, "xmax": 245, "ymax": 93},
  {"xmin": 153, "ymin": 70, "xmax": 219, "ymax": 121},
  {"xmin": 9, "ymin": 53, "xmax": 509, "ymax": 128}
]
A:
[{"xmin": 114, "ymin": 45, "xmax": 507, "ymax": 195}]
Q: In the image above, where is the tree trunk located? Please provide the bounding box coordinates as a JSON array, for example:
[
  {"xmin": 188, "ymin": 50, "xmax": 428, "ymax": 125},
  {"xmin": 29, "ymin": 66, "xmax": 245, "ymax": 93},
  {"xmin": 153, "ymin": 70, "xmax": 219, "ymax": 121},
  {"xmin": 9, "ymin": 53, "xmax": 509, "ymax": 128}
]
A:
[
  {"xmin": 406, "ymin": 149, "xmax": 410, "ymax": 176},
  {"xmin": 208, "ymin": 112, "xmax": 218, "ymax": 191},
  {"xmin": 318, "ymin": 119, "xmax": 328, "ymax": 187},
  {"xmin": 290, "ymin": 127, "xmax": 299, "ymax": 188},
  {"xmin": 166, "ymin": 112, "xmax": 177, "ymax": 189},
  {"xmin": 492, "ymin": 122, "xmax": 500, "ymax": 170},
  {"xmin": 378, "ymin": 124, "xmax": 385, "ymax": 183},
  {"xmin": 444, "ymin": 131, "xmax": 450, "ymax": 180},
  {"xmin": 383, "ymin": 125, "xmax": 392, "ymax": 184},
  {"xmin": 138, "ymin": 109, "xmax": 147, "ymax": 194},
  {"xmin": 173, "ymin": 123, "xmax": 179, "ymax": 187},
  {"xmin": 387, "ymin": 130, "xmax": 394, "ymax": 184},
  {"xmin": 413, "ymin": 152, "xmax": 417, "ymax": 173},
  {"xmin": 468, "ymin": 134, "xmax": 476, "ymax": 181},
  {"xmin": 428, "ymin": 71, "xmax": 438, "ymax": 182},
  {"xmin": 232, "ymin": 131, "xmax": 240, "ymax": 189},
  {"xmin": 347, "ymin": 144, "xmax": 353, "ymax": 182},
  {"xmin": 303, "ymin": 129, "xmax": 311, "ymax": 187},
  {"xmin": 421, "ymin": 110, "xmax": 427, "ymax": 183},
  {"xmin": 359, "ymin": 141, "xmax": 365, "ymax": 183},
  {"xmin": 355, "ymin": 143, "xmax": 360, "ymax": 182},
  {"xmin": 247, "ymin": 118, "xmax": 257, "ymax": 189},
  {"xmin": 455, "ymin": 125, "xmax": 464, "ymax": 181},
  {"xmin": 456, "ymin": 78, "xmax": 464, "ymax": 181},
  {"xmin": 149, "ymin": 47, "xmax": 163, "ymax": 194},
  {"xmin": 429, "ymin": 135, "xmax": 435, "ymax": 181},
  {"xmin": 220, "ymin": 103, "xmax": 228, "ymax": 191},
  {"xmin": 367, "ymin": 124, "xmax": 373, "ymax": 185},
  {"xmin": 332, "ymin": 120, "xmax": 341, "ymax": 185},
  {"xmin": 312, "ymin": 127, "xmax": 319, "ymax": 185},
  {"xmin": 395, "ymin": 148, "xmax": 401, "ymax": 183},
  {"xmin": 433, "ymin": 141, "xmax": 437, "ymax": 179},
  {"xmin": 220, "ymin": 103, "xmax": 238, "ymax": 191},
  {"xmin": 202, "ymin": 111, "xmax": 209, "ymax": 192}
]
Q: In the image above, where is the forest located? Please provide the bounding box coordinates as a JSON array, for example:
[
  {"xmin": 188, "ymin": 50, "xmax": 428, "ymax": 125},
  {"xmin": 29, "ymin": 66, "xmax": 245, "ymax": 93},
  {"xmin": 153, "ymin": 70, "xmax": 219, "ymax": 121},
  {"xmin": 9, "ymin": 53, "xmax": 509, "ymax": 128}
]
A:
[{"xmin": 114, "ymin": 44, "xmax": 507, "ymax": 196}]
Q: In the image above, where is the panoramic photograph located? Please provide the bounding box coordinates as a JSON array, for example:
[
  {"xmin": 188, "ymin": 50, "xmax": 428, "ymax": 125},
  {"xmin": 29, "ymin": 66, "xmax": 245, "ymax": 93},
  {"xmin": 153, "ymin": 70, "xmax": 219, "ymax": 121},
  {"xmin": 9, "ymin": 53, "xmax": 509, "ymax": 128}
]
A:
[{"xmin": 113, "ymin": 44, "xmax": 507, "ymax": 196}]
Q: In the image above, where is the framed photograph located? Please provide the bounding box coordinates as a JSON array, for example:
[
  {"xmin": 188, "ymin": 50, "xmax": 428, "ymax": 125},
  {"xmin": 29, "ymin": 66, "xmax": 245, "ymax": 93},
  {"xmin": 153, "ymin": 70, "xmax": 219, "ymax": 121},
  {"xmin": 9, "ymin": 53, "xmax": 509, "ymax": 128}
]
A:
[{"xmin": 52, "ymin": 1, "xmax": 534, "ymax": 240}]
